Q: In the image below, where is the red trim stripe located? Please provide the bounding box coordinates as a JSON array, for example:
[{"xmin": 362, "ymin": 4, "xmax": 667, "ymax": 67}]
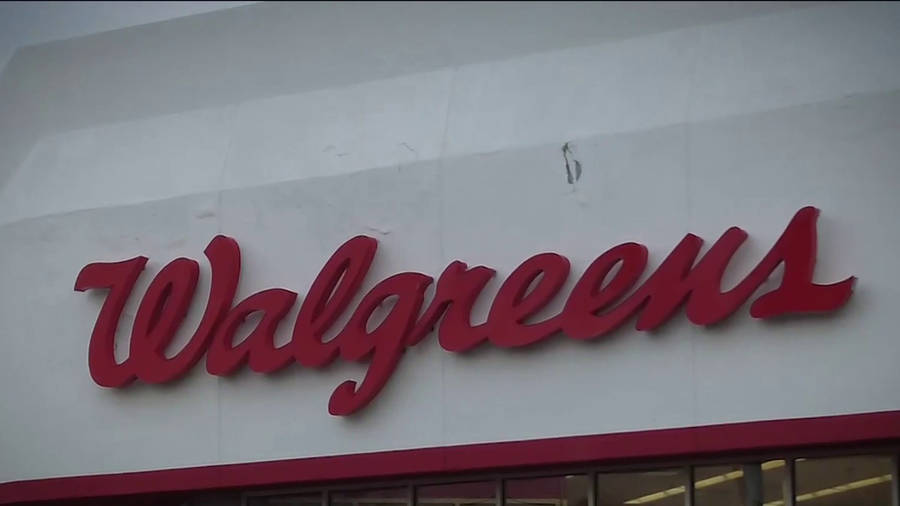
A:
[{"xmin": 2, "ymin": 410, "xmax": 899, "ymax": 504}]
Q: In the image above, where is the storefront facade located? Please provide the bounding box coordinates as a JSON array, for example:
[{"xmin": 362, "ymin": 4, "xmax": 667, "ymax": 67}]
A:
[{"xmin": 0, "ymin": 2, "xmax": 898, "ymax": 505}]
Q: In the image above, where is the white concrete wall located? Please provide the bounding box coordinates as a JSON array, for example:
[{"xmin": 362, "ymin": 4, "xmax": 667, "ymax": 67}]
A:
[
  {"xmin": 0, "ymin": 2, "xmax": 258, "ymax": 74},
  {"xmin": 1, "ymin": 1, "xmax": 899, "ymax": 484}
]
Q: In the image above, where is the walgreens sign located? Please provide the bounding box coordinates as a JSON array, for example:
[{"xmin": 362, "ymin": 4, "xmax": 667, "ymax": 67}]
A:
[{"xmin": 75, "ymin": 207, "xmax": 854, "ymax": 416}]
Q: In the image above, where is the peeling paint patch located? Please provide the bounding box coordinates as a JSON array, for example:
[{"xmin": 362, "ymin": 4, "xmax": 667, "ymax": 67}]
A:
[
  {"xmin": 364, "ymin": 225, "xmax": 392, "ymax": 235},
  {"xmin": 166, "ymin": 238, "xmax": 187, "ymax": 249}
]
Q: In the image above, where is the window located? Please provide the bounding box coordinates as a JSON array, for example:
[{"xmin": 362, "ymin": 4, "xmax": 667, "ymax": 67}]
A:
[
  {"xmin": 417, "ymin": 481, "xmax": 496, "ymax": 506},
  {"xmin": 505, "ymin": 475, "xmax": 589, "ymax": 506},
  {"xmin": 598, "ymin": 468, "xmax": 686, "ymax": 506},
  {"xmin": 333, "ymin": 488, "xmax": 410, "ymax": 506},
  {"xmin": 795, "ymin": 456, "xmax": 894, "ymax": 506},
  {"xmin": 692, "ymin": 461, "xmax": 785, "ymax": 506},
  {"xmin": 247, "ymin": 492, "xmax": 322, "ymax": 506},
  {"xmin": 242, "ymin": 453, "xmax": 899, "ymax": 506}
]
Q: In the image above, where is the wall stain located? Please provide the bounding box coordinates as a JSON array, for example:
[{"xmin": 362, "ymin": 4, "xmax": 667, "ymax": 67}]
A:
[{"xmin": 561, "ymin": 142, "xmax": 582, "ymax": 184}]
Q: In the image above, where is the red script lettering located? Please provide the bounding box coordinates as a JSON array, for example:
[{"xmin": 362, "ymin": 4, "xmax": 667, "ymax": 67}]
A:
[{"xmin": 74, "ymin": 207, "xmax": 855, "ymax": 415}]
